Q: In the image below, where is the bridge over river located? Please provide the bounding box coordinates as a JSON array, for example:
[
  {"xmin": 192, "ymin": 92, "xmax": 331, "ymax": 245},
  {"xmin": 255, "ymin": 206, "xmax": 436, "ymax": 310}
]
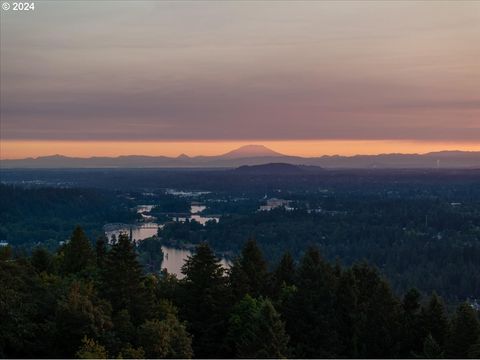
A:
[{"xmin": 103, "ymin": 222, "xmax": 161, "ymax": 231}]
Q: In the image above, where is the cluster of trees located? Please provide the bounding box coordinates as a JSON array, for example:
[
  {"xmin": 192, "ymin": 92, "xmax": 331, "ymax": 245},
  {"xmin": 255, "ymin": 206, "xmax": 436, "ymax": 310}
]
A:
[
  {"xmin": 149, "ymin": 194, "xmax": 190, "ymax": 215},
  {"xmin": 159, "ymin": 193, "xmax": 480, "ymax": 302},
  {"xmin": 2, "ymin": 168, "xmax": 478, "ymax": 193},
  {"xmin": 0, "ymin": 227, "xmax": 190, "ymax": 358},
  {"xmin": 0, "ymin": 185, "xmax": 136, "ymax": 250},
  {"xmin": 199, "ymin": 197, "xmax": 260, "ymax": 216},
  {"xmin": 1, "ymin": 226, "xmax": 479, "ymax": 358}
]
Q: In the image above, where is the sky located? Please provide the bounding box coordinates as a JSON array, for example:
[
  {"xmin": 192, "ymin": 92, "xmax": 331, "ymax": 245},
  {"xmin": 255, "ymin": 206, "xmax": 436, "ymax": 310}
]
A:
[{"xmin": 1, "ymin": 1, "xmax": 479, "ymax": 159}]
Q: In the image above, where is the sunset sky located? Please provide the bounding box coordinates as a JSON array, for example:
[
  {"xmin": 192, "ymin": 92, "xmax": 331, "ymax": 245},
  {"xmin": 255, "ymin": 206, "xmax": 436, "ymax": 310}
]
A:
[{"xmin": 1, "ymin": 1, "xmax": 479, "ymax": 159}]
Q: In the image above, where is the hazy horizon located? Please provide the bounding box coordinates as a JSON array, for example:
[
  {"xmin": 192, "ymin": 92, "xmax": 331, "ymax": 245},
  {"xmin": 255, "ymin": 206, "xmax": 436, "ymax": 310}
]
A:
[
  {"xmin": 2, "ymin": 141, "xmax": 480, "ymax": 160},
  {"xmin": 1, "ymin": 1, "xmax": 479, "ymax": 159}
]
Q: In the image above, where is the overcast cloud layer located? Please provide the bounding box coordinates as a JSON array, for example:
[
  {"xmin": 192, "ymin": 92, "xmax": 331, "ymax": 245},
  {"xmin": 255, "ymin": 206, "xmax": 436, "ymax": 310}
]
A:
[{"xmin": 1, "ymin": 1, "xmax": 479, "ymax": 141}]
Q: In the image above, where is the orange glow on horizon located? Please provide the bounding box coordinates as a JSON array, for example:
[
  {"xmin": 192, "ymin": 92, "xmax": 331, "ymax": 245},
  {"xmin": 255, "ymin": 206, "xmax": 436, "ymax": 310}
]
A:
[{"xmin": 1, "ymin": 140, "xmax": 480, "ymax": 160}]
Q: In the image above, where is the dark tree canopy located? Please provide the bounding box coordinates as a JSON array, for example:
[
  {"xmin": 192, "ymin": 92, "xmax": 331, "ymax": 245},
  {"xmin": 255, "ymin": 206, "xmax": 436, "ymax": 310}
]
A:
[
  {"xmin": 227, "ymin": 295, "xmax": 289, "ymax": 358},
  {"xmin": 101, "ymin": 233, "xmax": 149, "ymax": 323},
  {"xmin": 447, "ymin": 302, "xmax": 480, "ymax": 358},
  {"xmin": 180, "ymin": 242, "xmax": 231, "ymax": 358},
  {"xmin": 1, "ymin": 226, "xmax": 480, "ymax": 359},
  {"xmin": 229, "ymin": 238, "xmax": 269, "ymax": 300},
  {"xmin": 61, "ymin": 226, "xmax": 95, "ymax": 275}
]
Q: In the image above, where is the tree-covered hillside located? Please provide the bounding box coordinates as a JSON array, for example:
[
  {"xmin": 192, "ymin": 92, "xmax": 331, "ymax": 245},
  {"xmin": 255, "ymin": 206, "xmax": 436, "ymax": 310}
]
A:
[
  {"xmin": 0, "ymin": 185, "xmax": 136, "ymax": 249},
  {"xmin": 1, "ymin": 227, "xmax": 479, "ymax": 358},
  {"xmin": 160, "ymin": 197, "xmax": 480, "ymax": 303}
]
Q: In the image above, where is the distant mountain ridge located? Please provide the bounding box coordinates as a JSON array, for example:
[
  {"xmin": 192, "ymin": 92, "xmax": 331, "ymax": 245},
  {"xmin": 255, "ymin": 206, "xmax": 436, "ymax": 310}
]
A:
[{"xmin": 1, "ymin": 145, "xmax": 479, "ymax": 169}]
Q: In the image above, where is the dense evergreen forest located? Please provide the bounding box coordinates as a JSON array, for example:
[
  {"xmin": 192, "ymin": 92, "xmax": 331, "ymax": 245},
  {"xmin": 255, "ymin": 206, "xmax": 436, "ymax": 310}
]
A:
[
  {"xmin": 160, "ymin": 201, "xmax": 480, "ymax": 302},
  {"xmin": 0, "ymin": 185, "xmax": 136, "ymax": 249},
  {"xmin": 1, "ymin": 226, "xmax": 479, "ymax": 359},
  {"xmin": 1, "ymin": 168, "xmax": 480, "ymax": 305}
]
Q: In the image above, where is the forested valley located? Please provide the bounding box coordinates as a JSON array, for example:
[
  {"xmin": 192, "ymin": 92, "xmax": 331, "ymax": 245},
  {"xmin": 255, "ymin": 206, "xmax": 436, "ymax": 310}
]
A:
[
  {"xmin": 1, "ymin": 169, "xmax": 480, "ymax": 303},
  {"xmin": 1, "ymin": 169, "xmax": 480, "ymax": 358},
  {"xmin": 1, "ymin": 226, "xmax": 480, "ymax": 359}
]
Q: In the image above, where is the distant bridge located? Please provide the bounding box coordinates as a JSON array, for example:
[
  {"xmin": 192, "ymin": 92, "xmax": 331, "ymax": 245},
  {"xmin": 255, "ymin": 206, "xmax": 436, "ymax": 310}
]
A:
[
  {"xmin": 137, "ymin": 224, "xmax": 161, "ymax": 229},
  {"xmin": 103, "ymin": 223, "xmax": 161, "ymax": 231}
]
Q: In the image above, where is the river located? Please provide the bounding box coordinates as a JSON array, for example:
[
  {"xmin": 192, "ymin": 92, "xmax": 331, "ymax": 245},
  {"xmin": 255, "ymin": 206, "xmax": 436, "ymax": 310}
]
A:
[
  {"xmin": 104, "ymin": 204, "xmax": 228, "ymax": 277},
  {"xmin": 176, "ymin": 204, "xmax": 219, "ymax": 225}
]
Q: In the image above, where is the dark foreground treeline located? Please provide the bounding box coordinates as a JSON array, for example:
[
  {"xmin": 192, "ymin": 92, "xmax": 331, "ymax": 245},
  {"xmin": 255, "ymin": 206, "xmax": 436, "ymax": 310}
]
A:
[{"xmin": 1, "ymin": 227, "xmax": 479, "ymax": 359}]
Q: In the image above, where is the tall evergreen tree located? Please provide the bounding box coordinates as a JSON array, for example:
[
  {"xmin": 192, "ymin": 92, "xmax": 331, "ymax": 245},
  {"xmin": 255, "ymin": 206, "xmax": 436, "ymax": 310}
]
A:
[
  {"xmin": 271, "ymin": 252, "xmax": 296, "ymax": 297},
  {"xmin": 421, "ymin": 292, "xmax": 449, "ymax": 348},
  {"xmin": 95, "ymin": 235, "xmax": 108, "ymax": 269},
  {"xmin": 352, "ymin": 262, "xmax": 401, "ymax": 358},
  {"xmin": 400, "ymin": 288, "xmax": 425, "ymax": 357},
  {"xmin": 227, "ymin": 295, "xmax": 289, "ymax": 358},
  {"xmin": 61, "ymin": 226, "xmax": 95, "ymax": 275},
  {"xmin": 335, "ymin": 268, "xmax": 358, "ymax": 357},
  {"xmin": 446, "ymin": 302, "xmax": 480, "ymax": 358},
  {"xmin": 283, "ymin": 247, "xmax": 338, "ymax": 358},
  {"xmin": 258, "ymin": 298, "xmax": 290, "ymax": 358},
  {"xmin": 180, "ymin": 242, "xmax": 231, "ymax": 358},
  {"xmin": 101, "ymin": 233, "xmax": 148, "ymax": 324},
  {"xmin": 229, "ymin": 238, "xmax": 269, "ymax": 300}
]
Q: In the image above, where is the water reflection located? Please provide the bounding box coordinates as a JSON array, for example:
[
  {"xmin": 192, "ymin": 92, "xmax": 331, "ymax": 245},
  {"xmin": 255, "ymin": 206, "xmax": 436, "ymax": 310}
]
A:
[
  {"xmin": 104, "ymin": 223, "xmax": 162, "ymax": 242},
  {"xmin": 176, "ymin": 204, "xmax": 219, "ymax": 224},
  {"xmin": 137, "ymin": 203, "xmax": 219, "ymax": 225},
  {"xmin": 137, "ymin": 205, "xmax": 154, "ymax": 213},
  {"xmin": 191, "ymin": 205, "xmax": 206, "ymax": 214},
  {"xmin": 104, "ymin": 222, "xmax": 230, "ymax": 278},
  {"xmin": 162, "ymin": 246, "xmax": 231, "ymax": 279}
]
